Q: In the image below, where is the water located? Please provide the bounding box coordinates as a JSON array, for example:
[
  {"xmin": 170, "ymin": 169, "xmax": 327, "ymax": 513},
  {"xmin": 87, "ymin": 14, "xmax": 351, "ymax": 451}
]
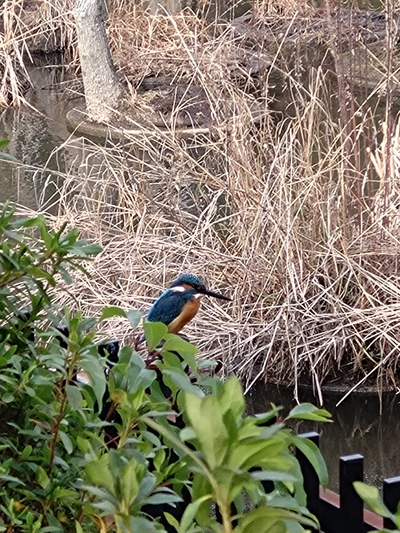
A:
[
  {"xmin": 0, "ymin": 57, "xmax": 79, "ymax": 211},
  {"xmin": 247, "ymin": 383, "xmax": 400, "ymax": 491}
]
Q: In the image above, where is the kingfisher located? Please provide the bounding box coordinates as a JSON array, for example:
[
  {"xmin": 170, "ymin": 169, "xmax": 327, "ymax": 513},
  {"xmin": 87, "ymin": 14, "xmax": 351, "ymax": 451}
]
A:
[{"xmin": 146, "ymin": 273, "xmax": 231, "ymax": 334}]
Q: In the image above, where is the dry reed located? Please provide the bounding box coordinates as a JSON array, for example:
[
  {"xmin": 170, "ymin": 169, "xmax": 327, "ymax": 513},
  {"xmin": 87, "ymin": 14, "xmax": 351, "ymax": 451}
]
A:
[
  {"xmin": 0, "ymin": 0, "xmax": 77, "ymax": 106},
  {"xmin": 6, "ymin": 0, "xmax": 400, "ymax": 401}
]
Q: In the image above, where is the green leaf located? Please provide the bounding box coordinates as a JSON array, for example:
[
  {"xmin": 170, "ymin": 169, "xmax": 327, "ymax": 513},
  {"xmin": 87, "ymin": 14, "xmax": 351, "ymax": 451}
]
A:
[
  {"xmin": 2, "ymin": 393, "xmax": 14, "ymax": 403},
  {"xmin": 9, "ymin": 215, "xmax": 42, "ymax": 228},
  {"xmin": 2, "ymin": 229, "xmax": 23, "ymax": 242},
  {"xmin": 161, "ymin": 350, "xmax": 185, "ymax": 370},
  {"xmin": 228, "ymin": 439, "xmax": 289, "ymax": 471},
  {"xmin": 39, "ymin": 219, "xmax": 54, "ymax": 250},
  {"xmin": 219, "ymin": 376, "xmax": 245, "ymax": 419},
  {"xmin": 179, "ymin": 495, "xmax": 211, "ymax": 533},
  {"xmin": 66, "ymin": 384, "xmax": 83, "ymax": 409},
  {"xmin": 185, "ymin": 392, "xmax": 229, "ymax": 469},
  {"xmin": 144, "ymin": 321, "xmax": 168, "ymax": 351},
  {"xmin": 236, "ymin": 509, "xmax": 285, "ymax": 533},
  {"xmin": 162, "ymin": 368, "xmax": 202, "ymax": 396},
  {"xmin": 236, "ymin": 506, "xmax": 318, "ymax": 533},
  {"xmin": 21, "ymin": 445, "xmax": 33, "ymax": 460},
  {"xmin": 291, "ymin": 435, "xmax": 329, "ymax": 488},
  {"xmin": 117, "ymin": 344, "xmax": 138, "ymax": 365},
  {"xmin": 287, "ymin": 403, "xmax": 332, "ymax": 422},
  {"xmin": 180, "ymin": 427, "xmax": 196, "ymax": 441},
  {"xmin": 125, "ymin": 516, "xmax": 160, "ymax": 532},
  {"xmin": 58, "ymin": 264, "xmax": 73, "ymax": 284},
  {"xmin": 85, "ymin": 455, "xmax": 115, "ymax": 495},
  {"xmin": 162, "ymin": 334, "xmax": 199, "ymax": 357},
  {"xmin": 36, "ymin": 466, "xmax": 50, "ymax": 490},
  {"xmin": 353, "ymin": 482, "xmax": 393, "ymax": 518},
  {"xmin": 268, "ymin": 494, "xmax": 311, "ymax": 515},
  {"xmin": 250, "ymin": 470, "xmax": 297, "ymax": 482},
  {"xmin": 145, "ymin": 491, "xmax": 182, "ymax": 506},
  {"xmin": 80, "ymin": 355, "xmax": 106, "ymax": 408},
  {"xmin": 0, "ymin": 474, "xmax": 25, "ymax": 485},
  {"xmin": 152, "ymin": 448, "xmax": 166, "ymax": 471},
  {"xmin": 164, "ymin": 513, "xmax": 180, "ymax": 532},
  {"xmin": 76, "ymin": 436, "xmax": 90, "ymax": 453},
  {"xmin": 75, "ymin": 521, "xmax": 84, "ymax": 533},
  {"xmin": 127, "ymin": 309, "xmax": 142, "ymax": 329},
  {"xmin": 0, "ymin": 151, "xmax": 17, "ymax": 162},
  {"xmin": 69, "ymin": 241, "xmax": 102, "ymax": 256},
  {"xmin": 79, "ymin": 243, "xmax": 103, "ymax": 255},
  {"xmin": 100, "ymin": 306, "xmax": 127, "ymax": 320},
  {"xmin": 28, "ymin": 267, "xmax": 56, "ymax": 286},
  {"xmin": 59, "ymin": 430, "xmax": 73, "ymax": 454},
  {"xmin": 121, "ymin": 460, "xmax": 140, "ymax": 506},
  {"xmin": 254, "ymin": 407, "xmax": 283, "ymax": 425}
]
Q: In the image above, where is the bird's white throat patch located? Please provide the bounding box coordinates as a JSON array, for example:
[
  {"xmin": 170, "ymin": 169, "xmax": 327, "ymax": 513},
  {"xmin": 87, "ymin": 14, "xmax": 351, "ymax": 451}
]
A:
[{"xmin": 171, "ymin": 286, "xmax": 203, "ymax": 298}]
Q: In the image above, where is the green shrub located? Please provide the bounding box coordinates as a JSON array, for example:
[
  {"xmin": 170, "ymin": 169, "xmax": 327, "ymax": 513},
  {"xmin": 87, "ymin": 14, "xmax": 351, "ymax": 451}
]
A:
[{"xmin": 0, "ymin": 204, "xmax": 331, "ymax": 533}]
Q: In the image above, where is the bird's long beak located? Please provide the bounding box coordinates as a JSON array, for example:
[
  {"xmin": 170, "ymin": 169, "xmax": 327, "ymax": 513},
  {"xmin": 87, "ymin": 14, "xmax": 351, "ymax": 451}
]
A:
[{"xmin": 200, "ymin": 288, "xmax": 232, "ymax": 301}]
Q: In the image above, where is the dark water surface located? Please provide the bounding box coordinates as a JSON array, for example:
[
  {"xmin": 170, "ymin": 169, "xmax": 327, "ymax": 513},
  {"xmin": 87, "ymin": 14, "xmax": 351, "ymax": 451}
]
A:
[
  {"xmin": 247, "ymin": 383, "xmax": 400, "ymax": 491},
  {"xmin": 0, "ymin": 59, "xmax": 80, "ymax": 211}
]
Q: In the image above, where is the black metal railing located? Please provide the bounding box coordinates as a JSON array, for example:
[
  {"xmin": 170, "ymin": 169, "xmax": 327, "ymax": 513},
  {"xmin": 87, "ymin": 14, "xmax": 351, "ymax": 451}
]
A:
[{"xmin": 297, "ymin": 432, "xmax": 400, "ymax": 533}]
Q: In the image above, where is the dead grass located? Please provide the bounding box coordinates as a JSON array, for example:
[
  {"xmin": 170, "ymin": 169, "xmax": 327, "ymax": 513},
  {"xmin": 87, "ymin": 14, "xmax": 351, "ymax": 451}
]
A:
[
  {"xmin": 7, "ymin": 0, "xmax": 400, "ymax": 400},
  {"xmin": 0, "ymin": 0, "xmax": 77, "ymax": 106}
]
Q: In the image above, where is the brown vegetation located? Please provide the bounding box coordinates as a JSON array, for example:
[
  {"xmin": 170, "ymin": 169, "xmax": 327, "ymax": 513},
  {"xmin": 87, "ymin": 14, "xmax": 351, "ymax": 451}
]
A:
[
  {"xmin": 3, "ymin": 0, "xmax": 400, "ymax": 400},
  {"xmin": 0, "ymin": 0, "xmax": 77, "ymax": 106}
]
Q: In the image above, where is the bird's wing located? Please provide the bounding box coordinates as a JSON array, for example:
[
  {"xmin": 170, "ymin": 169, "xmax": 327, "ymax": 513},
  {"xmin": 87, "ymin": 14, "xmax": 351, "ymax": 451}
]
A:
[{"xmin": 147, "ymin": 289, "xmax": 187, "ymax": 325}]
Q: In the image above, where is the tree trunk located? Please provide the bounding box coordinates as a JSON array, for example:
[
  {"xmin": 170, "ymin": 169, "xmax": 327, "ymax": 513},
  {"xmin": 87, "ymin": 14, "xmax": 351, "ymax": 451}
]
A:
[{"xmin": 73, "ymin": 0, "xmax": 123, "ymax": 123}]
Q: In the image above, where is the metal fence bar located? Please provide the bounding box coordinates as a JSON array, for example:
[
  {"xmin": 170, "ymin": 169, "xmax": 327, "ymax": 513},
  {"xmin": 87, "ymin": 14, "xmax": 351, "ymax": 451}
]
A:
[
  {"xmin": 383, "ymin": 476, "xmax": 400, "ymax": 529},
  {"xmin": 339, "ymin": 454, "xmax": 364, "ymax": 533},
  {"xmin": 296, "ymin": 431, "xmax": 320, "ymax": 527}
]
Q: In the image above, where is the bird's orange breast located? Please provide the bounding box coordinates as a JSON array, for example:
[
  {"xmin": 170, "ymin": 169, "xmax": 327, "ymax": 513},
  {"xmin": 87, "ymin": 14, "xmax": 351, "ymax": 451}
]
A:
[{"xmin": 167, "ymin": 296, "xmax": 201, "ymax": 334}]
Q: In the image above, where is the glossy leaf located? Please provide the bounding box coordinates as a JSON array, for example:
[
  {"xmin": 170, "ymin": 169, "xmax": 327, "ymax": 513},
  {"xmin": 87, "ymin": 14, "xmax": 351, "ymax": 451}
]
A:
[
  {"xmin": 250, "ymin": 470, "xmax": 297, "ymax": 482},
  {"xmin": 121, "ymin": 460, "xmax": 140, "ymax": 506},
  {"xmin": 0, "ymin": 151, "xmax": 17, "ymax": 162},
  {"xmin": 179, "ymin": 495, "xmax": 211, "ymax": 533},
  {"xmin": 162, "ymin": 334, "xmax": 199, "ymax": 357},
  {"xmin": 85, "ymin": 455, "xmax": 115, "ymax": 495},
  {"xmin": 163, "ymin": 367, "xmax": 202, "ymax": 396},
  {"xmin": 291, "ymin": 436, "xmax": 329, "ymax": 488},
  {"xmin": 143, "ymin": 320, "xmax": 168, "ymax": 351},
  {"xmin": 287, "ymin": 403, "xmax": 332, "ymax": 423},
  {"xmin": 100, "ymin": 306, "xmax": 127, "ymax": 320},
  {"xmin": 145, "ymin": 491, "xmax": 182, "ymax": 506},
  {"xmin": 353, "ymin": 482, "xmax": 393, "ymax": 518},
  {"xmin": 185, "ymin": 392, "xmax": 229, "ymax": 469},
  {"xmin": 127, "ymin": 309, "xmax": 142, "ymax": 328},
  {"xmin": 218, "ymin": 376, "xmax": 245, "ymax": 419},
  {"xmin": 80, "ymin": 354, "xmax": 106, "ymax": 407}
]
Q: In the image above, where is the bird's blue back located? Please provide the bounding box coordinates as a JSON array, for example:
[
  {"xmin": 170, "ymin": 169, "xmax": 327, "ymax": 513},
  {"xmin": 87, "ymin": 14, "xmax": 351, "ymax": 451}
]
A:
[{"xmin": 147, "ymin": 288, "xmax": 197, "ymax": 326}]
